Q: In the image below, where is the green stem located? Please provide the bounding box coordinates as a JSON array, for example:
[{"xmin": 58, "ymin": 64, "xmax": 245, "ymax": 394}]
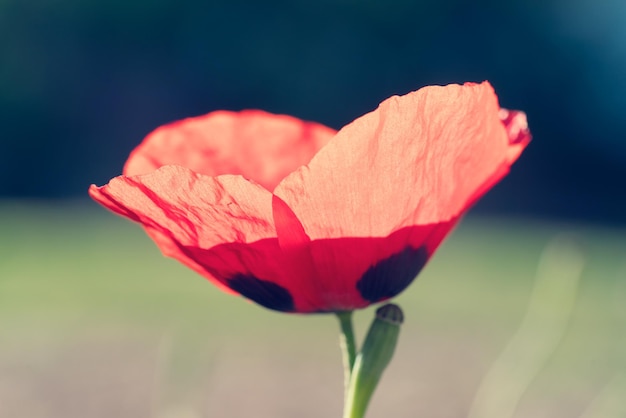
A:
[{"xmin": 336, "ymin": 311, "xmax": 357, "ymax": 393}]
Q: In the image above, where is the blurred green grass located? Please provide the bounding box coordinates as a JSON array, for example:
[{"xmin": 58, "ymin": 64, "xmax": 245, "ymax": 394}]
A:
[{"xmin": 0, "ymin": 201, "xmax": 624, "ymax": 417}]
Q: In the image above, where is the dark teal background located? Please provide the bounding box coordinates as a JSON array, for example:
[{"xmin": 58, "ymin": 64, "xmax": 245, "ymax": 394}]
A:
[{"xmin": 1, "ymin": 0, "xmax": 625, "ymax": 223}]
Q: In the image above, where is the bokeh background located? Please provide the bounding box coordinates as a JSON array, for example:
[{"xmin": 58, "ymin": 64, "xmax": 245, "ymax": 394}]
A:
[{"xmin": 1, "ymin": 1, "xmax": 625, "ymax": 417}]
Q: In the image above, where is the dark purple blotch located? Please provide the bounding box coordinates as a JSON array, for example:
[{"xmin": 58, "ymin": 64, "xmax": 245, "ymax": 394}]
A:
[
  {"xmin": 356, "ymin": 246, "xmax": 429, "ymax": 302},
  {"xmin": 228, "ymin": 274, "xmax": 295, "ymax": 312}
]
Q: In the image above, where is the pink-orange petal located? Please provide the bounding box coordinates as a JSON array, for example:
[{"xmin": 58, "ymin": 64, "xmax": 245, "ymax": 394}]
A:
[
  {"xmin": 274, "ymin": 82, "xmax": 526, "ymax": 240},
  {"xmin": 270, "ymin": 82, "xmax": 529, "ymax": 307},
  {"xmin": 123, "ymin": 110, "xmax": 337, "ymax": 191},
  {"xmin": 89, "ymin": 165, "xmax": 278, "ymax": 292}
]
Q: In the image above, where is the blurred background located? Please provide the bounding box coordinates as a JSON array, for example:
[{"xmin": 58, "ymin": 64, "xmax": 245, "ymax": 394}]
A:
[{"xmin": 1, "ymin": 0, "xmax": 625, "ymax": 417}]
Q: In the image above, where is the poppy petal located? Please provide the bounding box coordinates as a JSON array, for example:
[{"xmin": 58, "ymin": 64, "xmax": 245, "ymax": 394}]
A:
[
  {"xmin": 123, "ymin": 110, "xmax": 336, "ymax": 191},
  {"xmin": 294, "ymin": 220, "xmax": 460, "ymax": 310},
  {"xmin": 274, "ymin": 82, "xmax": 523, "ymax": 238},
  {"xmin": 89, "ymin": 165, "xmax": 279, "ymax": 294},
  {"xmin": 272, "ymin": 82, "xmax": 529, "ymax": 308}
]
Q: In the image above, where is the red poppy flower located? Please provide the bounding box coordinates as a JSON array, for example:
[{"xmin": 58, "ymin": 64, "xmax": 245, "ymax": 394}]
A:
[{"xmin": 89, "ymin": 82, "xmax": 530, "ymax": 313}]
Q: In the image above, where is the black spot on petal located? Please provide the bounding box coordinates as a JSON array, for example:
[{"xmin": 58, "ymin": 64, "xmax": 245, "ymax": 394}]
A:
[
  {"xmin": 228, "ymin": 274, "xmax": 295, "ymax": 312},
  {"xmin": 356, "ymin": 246, "xmax": 429, "ymax": 303}
]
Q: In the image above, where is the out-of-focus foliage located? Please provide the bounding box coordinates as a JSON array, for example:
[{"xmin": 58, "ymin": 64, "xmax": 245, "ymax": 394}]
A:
[{"xmin": 1, "ymin": 203, "xmax": 624, "ymax": 416}]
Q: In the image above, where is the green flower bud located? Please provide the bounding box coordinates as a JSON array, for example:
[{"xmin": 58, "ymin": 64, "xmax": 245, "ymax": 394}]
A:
[{"xmin": 343, "ymin": 304, "xmax": 404, "ymax": 418}]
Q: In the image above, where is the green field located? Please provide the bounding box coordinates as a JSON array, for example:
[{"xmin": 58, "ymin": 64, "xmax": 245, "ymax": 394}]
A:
[{"xmin": 1, "ymin": 201, "xmax": 624, "ymax": 418}]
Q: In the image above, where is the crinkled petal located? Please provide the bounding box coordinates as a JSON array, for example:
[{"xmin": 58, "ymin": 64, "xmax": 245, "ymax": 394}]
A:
[
  {"xmin": 89, "ymin": 165, "xmax": 278, "ymax": 294},
  {"xmin": 274, "ymin": 82, "xmax": 528, "ymax": 238},
  {"xmin": 271, "ymin": 82, "xmax": 530, "ymax": 308},
  {"xmin": 124, "ymin": 110, "xmax": 336, "ymax": 191}
]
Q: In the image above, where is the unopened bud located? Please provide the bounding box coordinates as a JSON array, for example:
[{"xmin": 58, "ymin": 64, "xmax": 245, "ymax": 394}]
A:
[{"xmin": 343, "ymin": 303, "xmax": 404, "ymax": 418}]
